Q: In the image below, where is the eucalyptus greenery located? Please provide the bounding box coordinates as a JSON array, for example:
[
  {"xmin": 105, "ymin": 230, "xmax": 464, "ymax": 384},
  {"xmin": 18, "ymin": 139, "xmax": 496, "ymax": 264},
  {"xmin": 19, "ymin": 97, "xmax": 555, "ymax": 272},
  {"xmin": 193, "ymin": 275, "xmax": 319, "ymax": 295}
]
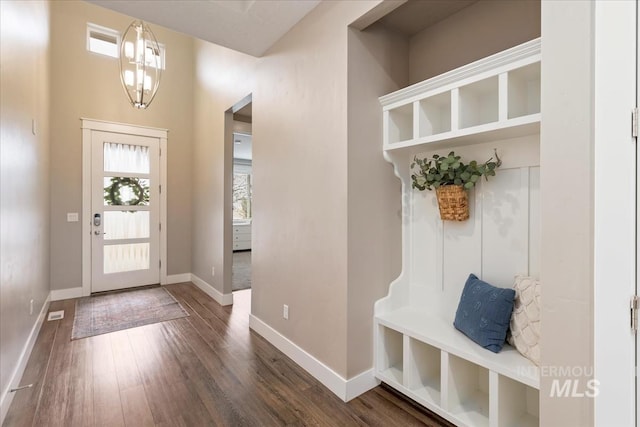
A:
[
  {"xmin": 411, "ymin": 150, "xmax": 501, "ymax": 191},
  {"xmin": 104, "ymin": 177, "xmax": 150, "ymax": 206}
]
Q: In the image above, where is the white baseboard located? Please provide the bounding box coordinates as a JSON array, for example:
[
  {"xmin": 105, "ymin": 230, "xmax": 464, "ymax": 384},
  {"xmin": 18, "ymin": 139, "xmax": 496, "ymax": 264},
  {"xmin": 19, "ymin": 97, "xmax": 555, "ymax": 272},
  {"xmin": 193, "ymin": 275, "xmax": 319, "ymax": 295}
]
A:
[
  {"xmin": 190, "ymin": 274, "xmax": 233, "ymax": 306},
  {"xmin": 166, "ymin": 273, "xmax": 191, "ymax": 285},
  {"xmin": 0, "ymin": 294, "xmax": 51, "ymax": 425},
  {"xmin": 50, "ymin": 286, "xmax": 83, "ymax": 301},
  {"xmin": 345, "ymin": 368, "xmax": 380, "ymax": 401},
  {"xmin": 249, "ymin": 315, "xmax": 378, "ymax": 402}
]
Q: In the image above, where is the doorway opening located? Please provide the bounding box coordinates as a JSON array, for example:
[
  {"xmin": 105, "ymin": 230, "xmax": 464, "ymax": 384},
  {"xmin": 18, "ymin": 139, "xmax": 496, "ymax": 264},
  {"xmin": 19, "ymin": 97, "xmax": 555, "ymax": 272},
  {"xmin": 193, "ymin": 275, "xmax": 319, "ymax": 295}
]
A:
[{"xmin": 226, "ymin": 96, "xmax": 252, "ymax": 298}]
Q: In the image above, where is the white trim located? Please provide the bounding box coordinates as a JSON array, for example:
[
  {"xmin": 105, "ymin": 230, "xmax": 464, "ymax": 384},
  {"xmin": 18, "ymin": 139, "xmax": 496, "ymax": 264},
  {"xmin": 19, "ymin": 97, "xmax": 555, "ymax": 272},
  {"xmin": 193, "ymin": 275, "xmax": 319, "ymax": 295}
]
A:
[
  {"xmin": 159, "ymin": 135, "xmax": 168, "ymax": 285},
  {"xmin": 166, "ymin": 273, "xmax": 191, "ymax": 285},
  {"xmin": 81, "ymin": 119, "xmax": 167, "ymax": 296},
  {"xmin": 82, "ymin": 125, "xmax": 92, "ymax": 297},
  {"xmin": 0, "ymin": 295, "xmax": 50, "ymax": 425},
  {"xmin": 191, "ymin": 274, "xmax": 233, "ymax": 306},
  {"xmin": 345, "ymin": 369, "xmax": 379, "ymax": 402},
  {"xmin": 50, "ymin": 287, "xmax": 84, "ymax": 301},
  {"xmin": 80, "ymin": 118, "xmax": 168, "ymax": 137},
  {"xmin": 592, "ymin": 0, "xmax": 637, "ymax": 425},
  {"xmin": 249, "ymin": 315, "xmax": 378, "ymax": 402}
]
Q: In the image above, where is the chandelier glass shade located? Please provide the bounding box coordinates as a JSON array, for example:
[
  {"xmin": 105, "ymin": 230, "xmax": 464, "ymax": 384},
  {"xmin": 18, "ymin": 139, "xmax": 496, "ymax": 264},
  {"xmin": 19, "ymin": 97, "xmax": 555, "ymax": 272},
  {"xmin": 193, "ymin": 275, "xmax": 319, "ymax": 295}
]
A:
[{"xmin": 119, "ymin": 20, "xmax": 162, "ymax": 109}]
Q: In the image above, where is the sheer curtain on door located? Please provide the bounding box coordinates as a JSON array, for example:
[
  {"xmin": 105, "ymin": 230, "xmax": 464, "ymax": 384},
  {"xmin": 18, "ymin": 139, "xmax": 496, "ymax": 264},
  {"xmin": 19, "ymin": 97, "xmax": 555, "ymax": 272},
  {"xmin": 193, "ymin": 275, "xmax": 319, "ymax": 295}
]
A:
[{"xmin": 103, "ymin": 142, "xmax": 151, "ymax": 273}]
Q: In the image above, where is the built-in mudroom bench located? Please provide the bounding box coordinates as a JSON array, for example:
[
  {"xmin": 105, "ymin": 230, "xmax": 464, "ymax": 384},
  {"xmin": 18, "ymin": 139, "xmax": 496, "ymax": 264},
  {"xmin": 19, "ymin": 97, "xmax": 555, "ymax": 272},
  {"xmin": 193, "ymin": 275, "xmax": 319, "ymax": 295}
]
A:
[{"xmin": 374, "ymin": 39, "xmax": 541, "ymax": 427}]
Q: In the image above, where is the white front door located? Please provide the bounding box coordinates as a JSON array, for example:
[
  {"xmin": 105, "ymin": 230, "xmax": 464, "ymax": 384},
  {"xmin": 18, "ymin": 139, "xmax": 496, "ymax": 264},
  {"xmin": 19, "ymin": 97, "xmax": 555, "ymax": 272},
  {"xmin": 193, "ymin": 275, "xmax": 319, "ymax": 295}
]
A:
[{"xmin": 90, "ymin": 130, "xmax": 160, "ymax": 292}]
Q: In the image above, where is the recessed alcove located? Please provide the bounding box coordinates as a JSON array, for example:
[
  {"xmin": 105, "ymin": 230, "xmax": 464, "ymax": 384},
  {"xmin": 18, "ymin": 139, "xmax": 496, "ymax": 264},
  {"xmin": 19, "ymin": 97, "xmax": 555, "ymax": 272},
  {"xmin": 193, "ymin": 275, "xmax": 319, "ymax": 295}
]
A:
[{"xmin": 374, "ymin": 34, "xmax": 541, "ymax": 427}]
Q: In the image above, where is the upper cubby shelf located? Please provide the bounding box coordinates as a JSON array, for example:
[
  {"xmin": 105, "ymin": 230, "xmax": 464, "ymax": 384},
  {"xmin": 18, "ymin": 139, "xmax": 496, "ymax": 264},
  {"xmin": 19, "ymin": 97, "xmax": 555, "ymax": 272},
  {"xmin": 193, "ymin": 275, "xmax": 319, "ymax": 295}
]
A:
[{"xmin": 381, "ymin": 38, "xmax": 541, "ymax": 153}]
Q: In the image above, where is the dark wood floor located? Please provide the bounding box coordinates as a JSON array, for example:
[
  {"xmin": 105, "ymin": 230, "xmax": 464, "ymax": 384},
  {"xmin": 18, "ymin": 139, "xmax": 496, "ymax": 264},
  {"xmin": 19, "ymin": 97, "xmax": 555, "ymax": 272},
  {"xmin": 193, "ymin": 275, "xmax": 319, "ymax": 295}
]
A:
[{"xmin": 3, "ymin": 283, "xmax": 452, "ymax": 427}]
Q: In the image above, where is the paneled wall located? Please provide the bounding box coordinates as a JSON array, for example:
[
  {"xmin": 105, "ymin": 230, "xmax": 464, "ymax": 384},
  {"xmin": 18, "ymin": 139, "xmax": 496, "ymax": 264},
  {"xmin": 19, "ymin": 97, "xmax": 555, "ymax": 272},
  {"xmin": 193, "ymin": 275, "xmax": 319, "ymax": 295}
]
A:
[{"xmin": 407, "ymin": 136, "xmax": 539, "ymax": 320}]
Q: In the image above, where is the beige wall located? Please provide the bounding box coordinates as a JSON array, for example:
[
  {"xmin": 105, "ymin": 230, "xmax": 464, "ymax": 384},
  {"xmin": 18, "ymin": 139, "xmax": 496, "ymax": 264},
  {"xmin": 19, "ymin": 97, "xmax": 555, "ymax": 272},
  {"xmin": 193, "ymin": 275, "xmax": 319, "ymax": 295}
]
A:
[
  {"xmin": 49, "ymin": 1, "xmax": 194, "ymax": 290},
  {"xmin": 251, "ymin": 0, "xmax": 382, "ymax": 377},
  {"xmin": 346, "ymin": 23, "xmax": 406, "ymax": 377},
  {"xmin": 0, "ymin": 0, "xmax": 51, "ymax": 412},
  {"xmin": 191, "ymin": 40, "xmax": 256, "ymax": 291},
  {"xmin": 540, "ymin": 1, "xmax": 594, "ymax": 425},
  {"xmin": 408, "ymin": 0, "xmax": 540, "ymax": 83},
  {"xmin": 246, "ymin": 0, "xmax": 541, "ymax": 382}
]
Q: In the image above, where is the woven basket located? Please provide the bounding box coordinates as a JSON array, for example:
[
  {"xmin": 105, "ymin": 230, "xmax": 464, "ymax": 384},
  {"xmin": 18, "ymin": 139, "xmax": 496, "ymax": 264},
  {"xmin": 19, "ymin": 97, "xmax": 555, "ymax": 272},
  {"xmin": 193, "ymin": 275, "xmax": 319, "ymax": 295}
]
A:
[{"xmin": 435, "ymin": 185, "xmax": 469, "ymax": 221}]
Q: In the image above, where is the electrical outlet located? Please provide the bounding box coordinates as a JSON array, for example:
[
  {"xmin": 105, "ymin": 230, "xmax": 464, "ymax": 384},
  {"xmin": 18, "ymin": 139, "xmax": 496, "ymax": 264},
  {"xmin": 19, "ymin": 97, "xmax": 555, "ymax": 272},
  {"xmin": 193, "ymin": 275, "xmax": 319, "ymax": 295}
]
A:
[
  {"xmin": 211, "ymin": 267, "xmax": 215, "ymax": 276},
  {"xmin": 283, "ymin": 304, "xmax": 289, "ymax": 320},
  {"xmin": 29, "ymin": 299, "xmax": 34, "ymax": 316}
]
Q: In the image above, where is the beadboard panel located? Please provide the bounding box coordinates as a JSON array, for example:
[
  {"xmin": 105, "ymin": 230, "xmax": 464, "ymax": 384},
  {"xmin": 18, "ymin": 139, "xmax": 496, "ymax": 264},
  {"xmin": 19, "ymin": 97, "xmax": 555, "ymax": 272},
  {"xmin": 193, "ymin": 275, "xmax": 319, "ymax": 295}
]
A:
[
  {"xmin": 407, "ymin": 138, "xmax": 539, "ymax": 319},
  {"xmin": 481, "ymin": 167, "xmax": 530, "ymax": 287}
]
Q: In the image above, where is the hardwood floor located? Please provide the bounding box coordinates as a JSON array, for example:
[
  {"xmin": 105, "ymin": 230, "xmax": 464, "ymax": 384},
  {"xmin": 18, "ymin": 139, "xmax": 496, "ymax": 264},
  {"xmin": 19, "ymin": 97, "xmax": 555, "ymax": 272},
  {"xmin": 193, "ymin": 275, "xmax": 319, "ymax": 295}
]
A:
[{"xmin": 4, "ymin": 283, "xmax": 453, "ymax": 427}]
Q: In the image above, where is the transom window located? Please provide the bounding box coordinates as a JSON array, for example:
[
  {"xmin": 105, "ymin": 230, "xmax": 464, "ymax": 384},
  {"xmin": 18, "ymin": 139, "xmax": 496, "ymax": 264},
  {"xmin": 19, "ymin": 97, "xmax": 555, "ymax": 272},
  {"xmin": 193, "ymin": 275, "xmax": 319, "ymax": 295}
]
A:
[
  {"xmin": 87, "ymin": 23, "xmax": 120, "ymax": 58},
  {"xmin": 86, "ymin": 22, "xmax": 166, "ymax": 69}
]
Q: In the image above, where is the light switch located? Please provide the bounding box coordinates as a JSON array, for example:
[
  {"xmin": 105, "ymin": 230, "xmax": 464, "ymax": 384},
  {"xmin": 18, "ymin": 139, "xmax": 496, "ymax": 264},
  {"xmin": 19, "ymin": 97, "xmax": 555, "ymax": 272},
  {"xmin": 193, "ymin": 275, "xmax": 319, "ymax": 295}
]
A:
[{"xmin": 67, "ymin": 212, "xmax": 79, "ymax": 222}]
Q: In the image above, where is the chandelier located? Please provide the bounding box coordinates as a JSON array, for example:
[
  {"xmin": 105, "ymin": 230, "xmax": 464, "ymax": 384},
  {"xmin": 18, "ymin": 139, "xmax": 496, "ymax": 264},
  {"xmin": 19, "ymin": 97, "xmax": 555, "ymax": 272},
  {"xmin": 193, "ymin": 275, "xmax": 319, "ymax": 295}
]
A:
[{"xmin": 119, "ymin": 20, "xmax": 162, "ymax": 109}]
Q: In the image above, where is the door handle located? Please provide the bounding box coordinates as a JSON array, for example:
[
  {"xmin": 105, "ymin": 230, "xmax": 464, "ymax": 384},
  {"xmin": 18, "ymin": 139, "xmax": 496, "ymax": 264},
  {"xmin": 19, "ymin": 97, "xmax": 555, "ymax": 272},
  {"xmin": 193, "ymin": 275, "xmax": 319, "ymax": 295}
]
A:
[{"xmin": 94, "ymin": 230, "xmax": 106, "ymax": 235}]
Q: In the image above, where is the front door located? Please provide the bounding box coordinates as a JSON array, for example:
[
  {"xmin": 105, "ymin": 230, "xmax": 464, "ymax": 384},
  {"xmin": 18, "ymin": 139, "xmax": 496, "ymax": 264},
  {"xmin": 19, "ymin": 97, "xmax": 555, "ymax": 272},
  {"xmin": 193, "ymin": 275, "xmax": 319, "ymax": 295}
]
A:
[{"xmin": 90, "ymin": 130, "xmax": 160, "ymax": 292}]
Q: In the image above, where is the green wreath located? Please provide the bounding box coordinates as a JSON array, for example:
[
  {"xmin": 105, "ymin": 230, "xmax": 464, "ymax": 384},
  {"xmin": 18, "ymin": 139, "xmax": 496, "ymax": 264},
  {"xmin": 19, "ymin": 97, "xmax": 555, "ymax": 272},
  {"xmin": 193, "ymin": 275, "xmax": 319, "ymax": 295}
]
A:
[{"xmin": 104, "ymin": 177, "xmax": 150, "ymax": 206}]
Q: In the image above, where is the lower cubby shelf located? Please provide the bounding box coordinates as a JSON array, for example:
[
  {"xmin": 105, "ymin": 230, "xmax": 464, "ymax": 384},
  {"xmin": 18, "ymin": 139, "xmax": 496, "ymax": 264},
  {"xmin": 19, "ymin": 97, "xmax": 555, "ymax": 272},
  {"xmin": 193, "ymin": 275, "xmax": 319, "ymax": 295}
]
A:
[
  {"xmin": 378, "ymin": 325, "xmax": 403, "ymax": 386},
  {"xmin": 407, "ymin": 339, "xmax": 441, "ymax": 405},
  {"xmin": 497, "ymin": 375, "xmax": 539, "ymax": 427},
  {"xmin": 379, "ymin": 366, "xmax": 403, "ymax": 386},
  {"xmin": 375, "ymin": 315, "xmax": 539, "ymax": 427},
  {"xmin": 447, "ymin": 354, "xmax": 490, "ymax": 427}
]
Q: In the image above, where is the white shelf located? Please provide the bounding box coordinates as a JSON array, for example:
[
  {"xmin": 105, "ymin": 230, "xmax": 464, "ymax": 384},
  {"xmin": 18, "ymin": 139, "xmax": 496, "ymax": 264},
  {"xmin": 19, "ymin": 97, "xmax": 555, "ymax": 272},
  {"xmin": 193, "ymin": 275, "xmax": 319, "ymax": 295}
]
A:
[
  {"xmin": 509, "ymin": 413, "xmax": 539, "ymax": 427},
  {"xmin": 381, "ymin": 38, "xmax": 541, "ymax": 152},
  {"xmin": 418, "ymin": 92, "xmax": 452, "ymax": 137},
  {"xmin": 388, "ymin": 103, "xmax": 413, "ymax": 144},
  {"xmin": 449, "ymin": 391, "xmax": 490, "ymax": 427},
  {"xmin": 447, "ymin": 355, "xmax": 490, "ymax": 427},
  {"xmin": 375, "ymin": 38, "xmax": 541, "ymax": 427},
  {"xmin": 459, "ymin": 76, "xmax": 499, "ymax": 129},
  {"xmin": 385, "ymin": 114, "xmax": 540, "ymax": 153},
  {"xmin": 377, "ymin": 325, "xmax": 403, "ymax": 385},
  {"xmin": 412, "ymin": 384, "xmax": 441, "ymax": 407},
  {"xmin": 497, "ymin": 375, "xmax": 539, "ymax": 427},
  {"xmin": 379, "ymin": 366, "xmax": 404, "ymax": 386},
  {"xmin": 407, "ymin": 338, "xmax": 441, "ymax": 405},
  {"xmin": 508, "ymin": 62, "xmax": 541, "ymax": 119},
  {"xmin": 376, "ymin": 307, "xmax": 538, "ymax": 389}
]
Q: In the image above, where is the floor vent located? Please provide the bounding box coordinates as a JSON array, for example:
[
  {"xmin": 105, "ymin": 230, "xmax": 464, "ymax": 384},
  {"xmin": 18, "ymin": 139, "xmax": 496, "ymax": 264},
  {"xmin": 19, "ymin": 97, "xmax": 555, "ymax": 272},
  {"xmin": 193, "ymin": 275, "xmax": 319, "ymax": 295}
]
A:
[{"xmin": 47, "ymin": 310, "xmax": 64, "ymax": 321}]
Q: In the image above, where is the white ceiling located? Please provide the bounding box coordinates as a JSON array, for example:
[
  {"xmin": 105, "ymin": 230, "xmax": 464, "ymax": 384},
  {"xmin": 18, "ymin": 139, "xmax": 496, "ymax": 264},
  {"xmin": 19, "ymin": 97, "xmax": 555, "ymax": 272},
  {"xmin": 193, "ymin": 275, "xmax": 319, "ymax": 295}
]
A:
[
  {"xmin": 379, "ymin": 0, "xmax": 476, "ymax": 36},
  {"xmin": 87, "ymin": 0, "xmax": 321, "ymax": 57}
]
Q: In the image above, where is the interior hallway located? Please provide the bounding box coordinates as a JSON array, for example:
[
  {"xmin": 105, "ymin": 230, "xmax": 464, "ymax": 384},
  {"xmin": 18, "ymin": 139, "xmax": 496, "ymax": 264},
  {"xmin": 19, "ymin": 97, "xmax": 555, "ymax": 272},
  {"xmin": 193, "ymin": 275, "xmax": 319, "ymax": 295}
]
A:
[{"xmin": 3, "ymin": 283, "xmax": 452, "ymax": 426}]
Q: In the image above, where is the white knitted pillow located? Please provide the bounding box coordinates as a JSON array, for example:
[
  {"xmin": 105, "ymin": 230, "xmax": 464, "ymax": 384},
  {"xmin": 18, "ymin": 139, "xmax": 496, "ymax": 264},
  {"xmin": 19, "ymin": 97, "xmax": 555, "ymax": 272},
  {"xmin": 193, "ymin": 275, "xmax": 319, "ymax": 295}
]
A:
[{"xmin": 508, "ymin": 275, "xmax": 540, "ymax": 366}]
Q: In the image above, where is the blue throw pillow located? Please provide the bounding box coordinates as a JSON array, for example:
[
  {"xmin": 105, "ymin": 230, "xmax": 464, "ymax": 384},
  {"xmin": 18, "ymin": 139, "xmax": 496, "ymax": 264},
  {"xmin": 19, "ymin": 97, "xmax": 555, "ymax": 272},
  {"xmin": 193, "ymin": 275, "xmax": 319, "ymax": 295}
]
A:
[{"xmin": 453, "ymin": 274, "xmax": 516, "ymax": 353}]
